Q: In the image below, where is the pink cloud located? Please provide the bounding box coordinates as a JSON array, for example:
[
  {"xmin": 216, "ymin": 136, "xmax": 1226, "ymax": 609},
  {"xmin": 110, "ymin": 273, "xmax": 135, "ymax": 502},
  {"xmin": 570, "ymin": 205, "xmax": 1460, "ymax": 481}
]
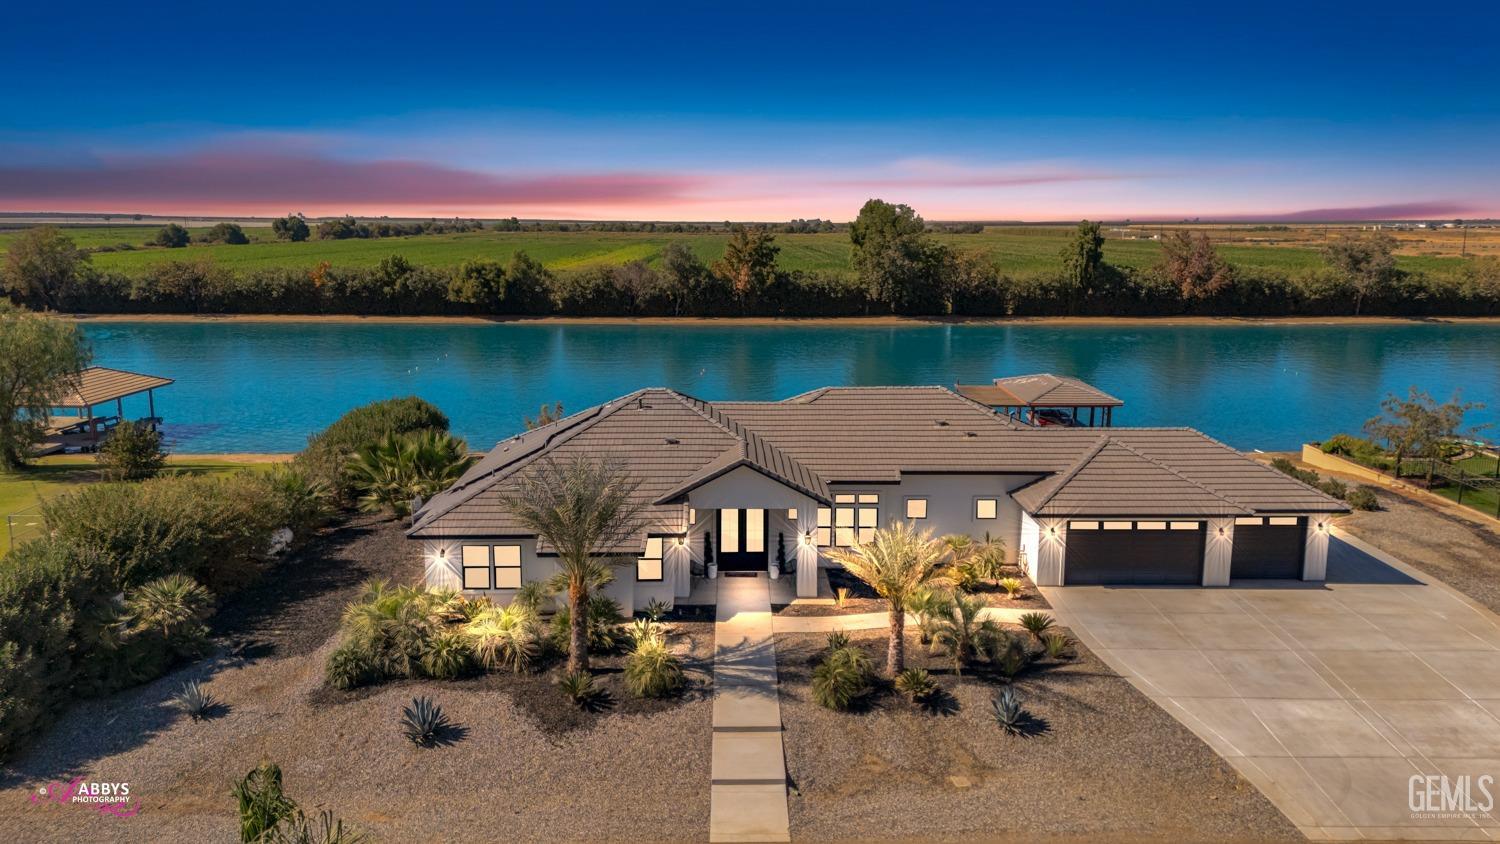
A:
[
  {"xmin": 1235, "ymin": 201, "xmax": 1480, "ymax": 222},
  {"xmin": 0, "ymin": 151, "xmax": 702, "ymax": 213}
]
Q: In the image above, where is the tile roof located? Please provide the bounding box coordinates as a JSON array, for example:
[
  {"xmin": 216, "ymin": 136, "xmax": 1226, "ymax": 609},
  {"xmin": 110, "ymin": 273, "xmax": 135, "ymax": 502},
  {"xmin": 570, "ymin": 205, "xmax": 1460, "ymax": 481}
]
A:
[
  {"xmin": 55, "ymin": 366, "xmax": 173, "ymax": 408},
  {"xmin": 957, "ymin": 373, "xmax": 1122, "ymax": 408},
  {"xmin": 409, "ymin": 384, "xmax": 1344, "ymax": 542}
]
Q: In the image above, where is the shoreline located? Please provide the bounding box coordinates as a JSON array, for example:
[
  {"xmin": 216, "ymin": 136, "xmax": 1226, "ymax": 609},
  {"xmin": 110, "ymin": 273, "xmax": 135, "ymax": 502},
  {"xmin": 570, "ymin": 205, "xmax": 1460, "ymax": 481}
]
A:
[{"xmin": 61, "ymin": 312, "xmax": 1500, "ymax": 327}]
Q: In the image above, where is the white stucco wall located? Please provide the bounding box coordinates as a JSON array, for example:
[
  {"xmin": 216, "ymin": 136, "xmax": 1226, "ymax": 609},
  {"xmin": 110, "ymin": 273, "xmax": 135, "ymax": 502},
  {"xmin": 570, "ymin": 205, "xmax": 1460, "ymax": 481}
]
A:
[
  {"xmin": 1203, "ymin": 517, "xmax": 1235, "ymax": 586},
  {"xmin": 1019, "ymin": 513, "xmax": 1067, "ymax": 585},
  {"xmin": 420, "ymin": 536, "xmax": 666, "ymax": 612},
  {"xmin": 1304, "ymin": 515, "xmax": 1332, "ymax": 581}
]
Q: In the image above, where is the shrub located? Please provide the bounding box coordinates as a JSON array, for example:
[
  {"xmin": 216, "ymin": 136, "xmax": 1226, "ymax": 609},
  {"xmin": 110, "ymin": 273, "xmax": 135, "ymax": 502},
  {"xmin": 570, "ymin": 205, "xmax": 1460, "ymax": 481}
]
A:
[
  {"xmin": 1346, "ymin": 485, "xmax": 1381, "ymax": 511},
  {"xmin": 172, "ymin": 679, "xmax": 218, "ymax": 721},
  {"xmin": 834, "ymin": 586, "xmax": 850, "ymax": 608},
  {"xmin": 1018, "ymin": 612, "xmax": 1055, "ymax": 640},
  {"xmin": 1270, "ymin": 457, "xmax": 1322, "ymax": 487},
  {"xmin": 1319, "ymin": 477, "xmax": 1349, "ymax": 499},
  {"xmin": 337, "ymin": 581, "xmax": 445, "ymax": 680},
  {"xmin": 418, "ymin": 631, "xmax": 474, "ymax": 679},
  {"xmin": 825, "ymin": 630, "xmax": 850, "ymax": 651},
  {"xmin": 894, "ymin": 667, "xmax": 937, "ymax": 701},
  {"xmin": 346, "ymin": 430, "xmax": 474, "ymax": 518},
  {"xmin": 811, "ymin": 646, "xmax": 873, "ymax": 711},
  {"xmin": 326, "ymin": 642, "xmax": 381, "ymax": 690},
  {"xmin": 624, "ymin": 638, "xmax": 685, "ymax": 698},
  {"xmin": 1321, "ymin": 433, "xmax": 1383, "ymax": 462},
  {"xmin": 152, "ymin": 223, "xmax": 191, "ymax": 248},
  {"xmin": 550, "ymin": 594, "xmax": 625, "ymax": 653},
  {"xmin": 399, "ymin": 696, "xmax": 453, "ymax": 747},
  {"xmin": 299, "ymin": 397, "xmax": 450, "ymax": 500},
  {"xmin": 991, "ymin": 633, "xmax": 1031, "ymax": 680},
  {"xmin": 997, "ymin": 577, "xmax": 1024, "ymax": 598},
  {"xmin": 1042, "ymin": 632, "xmax": 1073, "ymax": 660},
  {"xmin": 905, "ymin": 586, "xmax": 953, "ymax": 645},
  {"xmin": 119, "ymin": 574, "xmax": 215, "ymax": 654},
  {"xmin": 512, "ymin": 581, "xmax": 555, "ymax": 615},
  {"xmin": 557, "ymin": 670, "xmax": 599, "ymax": 706},
  {"xmin": 464, "ymin": 605, "xmax": 539, "ymax": 673},
  {"xmin": 627, "ymin": 618, "xmax": 666, "ymax": 649},
  {"xmin": 991, "ymin": 687, "xmax": 1027, "ymax": 735},
  {"xmin": 233, "ymin": 762, "xmax": 297, "ymax": 843},
  {"xmin": 97, "ymin": 421, "xmax": 166, "ymax": 481},
  {"xmin": 931, "ymin": 592, "xmax": 1003, "ymax": 674},
  {"xmin": 262, "ymin": 462, "xmax": 335, "ymax": 542}
]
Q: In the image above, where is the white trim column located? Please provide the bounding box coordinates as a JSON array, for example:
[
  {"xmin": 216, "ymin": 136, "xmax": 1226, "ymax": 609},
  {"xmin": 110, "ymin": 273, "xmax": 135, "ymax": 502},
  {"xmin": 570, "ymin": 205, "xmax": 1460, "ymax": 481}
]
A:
[
  {"xmin": 794, "ymin": 504, "xmax": 819, "ymax": 598},
  {"xmin": 1303, "ymin": 515, "xmax": 1331, "ymax": 581},
  {"xmin": 1203, "ymin": 518, "xmax": 1235, "ymax": 586}
]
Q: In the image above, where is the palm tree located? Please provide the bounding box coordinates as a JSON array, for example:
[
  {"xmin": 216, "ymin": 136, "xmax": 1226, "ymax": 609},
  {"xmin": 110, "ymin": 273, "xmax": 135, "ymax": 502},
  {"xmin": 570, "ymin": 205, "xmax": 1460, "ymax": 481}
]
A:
[
  {"xmin": 347, "ymin": 430, "xmax": 475, "ymax": 517},
  {"xmin": 825, "ymin": 521, "xmax": 951, "ymax": 677},
  {"xmin": 931, "ymin": 592, "xmax": 1004, "ymax": 674},
  {"xmin": 119, "ymin": 574, "xmax": 214, "ymax": 645},
  {"xmin": 498, "ymin": 455, "xmax": 646, "ymax": 674}
]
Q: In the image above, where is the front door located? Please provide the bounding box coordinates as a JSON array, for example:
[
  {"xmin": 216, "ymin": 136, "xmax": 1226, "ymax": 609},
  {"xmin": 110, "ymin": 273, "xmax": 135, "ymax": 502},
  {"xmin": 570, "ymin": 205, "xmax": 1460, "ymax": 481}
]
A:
[{"xmin": 717, "ymin": 508, "xmax": 767, "ymax": 571}]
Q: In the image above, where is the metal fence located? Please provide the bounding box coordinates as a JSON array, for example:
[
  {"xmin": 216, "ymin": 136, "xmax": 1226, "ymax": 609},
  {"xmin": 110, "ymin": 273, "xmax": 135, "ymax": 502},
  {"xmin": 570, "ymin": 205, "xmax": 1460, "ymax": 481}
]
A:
[{"xmin": 5, "ymin": 506, "xmax": 46, "ymax": 553}]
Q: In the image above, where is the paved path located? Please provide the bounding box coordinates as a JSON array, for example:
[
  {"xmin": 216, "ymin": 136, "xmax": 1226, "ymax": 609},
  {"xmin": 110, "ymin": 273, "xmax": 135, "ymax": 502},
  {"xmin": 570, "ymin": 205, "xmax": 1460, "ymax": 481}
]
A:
[
  {"xmin": 709, "ymin": 575, "xmax": 791, "ymax": 843},
  {"xmin": 1043, "ymin": 531, "xmax": 1500, "ymax": 842},
  {"xmin": 771, "ymin": 604, "xmax": 1037, "ymax": 633}
]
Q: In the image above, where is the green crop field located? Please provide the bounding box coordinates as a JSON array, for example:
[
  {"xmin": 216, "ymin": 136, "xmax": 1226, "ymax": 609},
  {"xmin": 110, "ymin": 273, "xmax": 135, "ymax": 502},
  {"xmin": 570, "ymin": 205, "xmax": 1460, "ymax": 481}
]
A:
[{"xmin": 0, "ymin": 225, "xmax": 1471, "ymax": 279}]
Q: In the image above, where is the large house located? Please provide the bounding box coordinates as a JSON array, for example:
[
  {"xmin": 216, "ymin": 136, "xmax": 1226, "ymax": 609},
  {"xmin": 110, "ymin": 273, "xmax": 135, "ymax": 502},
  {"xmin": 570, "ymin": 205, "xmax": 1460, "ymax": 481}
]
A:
[{"xmin": 408, "ymin": 382, "xmax": 1346, "ymax": 611}]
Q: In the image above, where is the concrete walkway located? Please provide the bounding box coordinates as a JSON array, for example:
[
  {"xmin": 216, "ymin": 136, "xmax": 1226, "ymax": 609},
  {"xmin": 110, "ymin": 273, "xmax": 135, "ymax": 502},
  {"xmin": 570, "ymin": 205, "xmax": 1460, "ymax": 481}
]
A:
[
  {"xmin": 1044, "ymin": 531, "xmax": 1500, "ymax": 841},
  {"xmin": 772, "ymin": 604, "xmax": 1038, "ymax": 633},
  {"xmin": 709, "ymin": 575, "xmax": 791, "ymax": 843}
]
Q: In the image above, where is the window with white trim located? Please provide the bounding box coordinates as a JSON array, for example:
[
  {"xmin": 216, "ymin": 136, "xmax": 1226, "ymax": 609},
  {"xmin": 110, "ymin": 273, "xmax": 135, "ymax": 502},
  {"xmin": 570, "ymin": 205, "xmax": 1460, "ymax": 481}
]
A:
[
  {"xmin": 637, "ymin": 536, "xmax": 665, "ymax": 582},
  {"xmin": 461, "ymin": 544, "xmax": 522, "ymax": 590},
  {"xmin": 975, "ymin": 498, "xmax": 998, "ymax": 520},
  {"xmin": 905, "ymin": 497, "xmax": 927, "ymax": 519}
]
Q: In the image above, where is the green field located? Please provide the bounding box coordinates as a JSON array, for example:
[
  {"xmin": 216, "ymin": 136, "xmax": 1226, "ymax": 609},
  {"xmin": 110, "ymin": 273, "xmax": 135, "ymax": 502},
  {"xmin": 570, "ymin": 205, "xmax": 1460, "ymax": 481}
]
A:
[
  {"xmin": 1, "ymin": 455, "xmax": 277, "ymax": 553},
  {"xmin": 0, "ymin": 225, "xmax": 1470, "ymax": 279}
]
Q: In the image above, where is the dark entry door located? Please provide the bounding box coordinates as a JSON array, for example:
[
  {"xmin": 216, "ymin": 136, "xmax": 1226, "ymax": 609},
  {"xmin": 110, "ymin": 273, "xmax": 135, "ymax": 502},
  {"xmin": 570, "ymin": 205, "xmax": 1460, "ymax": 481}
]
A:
[
  {"xmin": 1065, "ymin": 523, "xmax": 1205, "ymax": 585},
  {"xmin": 1231, "ymin": 518, "xmax": 1306, "ymax": 579},
  {"xmin": 717, "ymin": 508, "xmax": 767, "ymax": 571}
]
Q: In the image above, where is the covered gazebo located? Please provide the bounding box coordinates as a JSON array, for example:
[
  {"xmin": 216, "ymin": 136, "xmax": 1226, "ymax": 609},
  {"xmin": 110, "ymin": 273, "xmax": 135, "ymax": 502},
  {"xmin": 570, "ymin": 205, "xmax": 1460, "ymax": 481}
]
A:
[
  {"xmin": 41, "ymin": 366, "xmax": 174, "ymax": 454},
  {"xmin": 955, "ymin": 373, "xmax": 1122, "ymax": 427}
]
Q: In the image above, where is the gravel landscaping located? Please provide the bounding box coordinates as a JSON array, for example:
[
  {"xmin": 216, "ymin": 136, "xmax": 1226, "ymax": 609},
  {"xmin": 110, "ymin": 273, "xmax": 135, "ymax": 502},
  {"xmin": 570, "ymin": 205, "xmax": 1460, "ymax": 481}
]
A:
[
  {"xmin": 775, "ymin": 566, "xmax": 1049, "ymax": 617},
  {"xmin": 777, "ymin": 628, "xmax": 1300, "ymax": 842},
  {"xmin": 0, "ymin": 515, "xmax": 715, "ymax": 842}
]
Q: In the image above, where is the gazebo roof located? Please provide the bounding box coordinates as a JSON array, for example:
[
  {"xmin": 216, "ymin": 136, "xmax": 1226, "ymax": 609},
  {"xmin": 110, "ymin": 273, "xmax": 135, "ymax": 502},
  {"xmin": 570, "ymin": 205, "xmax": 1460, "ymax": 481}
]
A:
[
  {"xmin": 955, "ymin": 373, "xmax": 1122, "ymax": 408},
  {"xmin": 56, "ymin": 366, "xmax": 174, "ymax": 408}
]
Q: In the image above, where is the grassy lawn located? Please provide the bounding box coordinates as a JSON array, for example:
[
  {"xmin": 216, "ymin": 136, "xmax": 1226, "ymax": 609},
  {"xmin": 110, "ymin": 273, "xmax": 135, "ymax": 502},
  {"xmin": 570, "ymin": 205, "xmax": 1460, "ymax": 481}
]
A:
[
  {"xmin": 0, "ymin": 455, "xmax": 279, "ymax": 553},
  {"xmin": 0, "ymin": 225, "xmax": 1470, "ymax": 280}
]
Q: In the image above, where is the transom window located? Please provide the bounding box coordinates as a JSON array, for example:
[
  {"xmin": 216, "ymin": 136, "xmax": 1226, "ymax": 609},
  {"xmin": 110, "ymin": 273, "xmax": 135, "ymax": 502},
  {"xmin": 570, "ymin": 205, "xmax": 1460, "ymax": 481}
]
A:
[
  {"xmin": 637, "ymin": 536, "xmax": 666, "ymax": 582},
  {"xmin": 461, "ymin": 544, "xmax": 522, "ymax": 590},
  {"xmin": 905, "ymin": 497, "xmax": 928, "ymax": 519},
  {"xmin": 975, "ymin": 498, "xmax": 998, "ymax": 520}
]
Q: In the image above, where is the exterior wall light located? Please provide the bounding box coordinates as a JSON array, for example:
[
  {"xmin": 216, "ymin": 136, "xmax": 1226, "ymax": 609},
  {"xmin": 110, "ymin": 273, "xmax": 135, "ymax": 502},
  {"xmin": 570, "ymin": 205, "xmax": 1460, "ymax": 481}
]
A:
[
  {"xmin": 675, "ymin": 535, "xmax": 686, "ymax": 546},
  {"xmin": 800, "ymin": 531, "xmax": 813, "ymax": 547}
]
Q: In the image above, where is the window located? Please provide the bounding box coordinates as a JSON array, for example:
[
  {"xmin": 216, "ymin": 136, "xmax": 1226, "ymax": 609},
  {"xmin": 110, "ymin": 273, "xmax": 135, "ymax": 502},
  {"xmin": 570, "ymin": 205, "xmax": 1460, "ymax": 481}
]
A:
[
  {"xmin": 492, "ymin": 544, "xmax": 522, "ymax": 589},
  {"xmin": 461, "ymin": 544, "xmax": 522, "ymax": 589},
  {"xmin": 1069, "ymin": 520, "xmax": 1099, "ymax": 530},
  {"xmin": 975, "ymin": 498, "xmax": 998, "ymax": 520},
  {"xmin": 1136, "ymin": 521, "xmax": 1167, "ymax": 530},
  {"xmin": 745, "ymin": 508, "xmax": 765, "ymax": 553},
  {"xmin": 858, "ymin": 495, "xmax": 877, "ymax": 543},
  {"xmin": 1102, "ymin": 521, "xmax": 1133, "ymax": 530},
  {"xmin": 461, "ymin": 545, "xmax": 490, "ymax": 589},
  {"xmin": 830, "ymin": 493, "xmax": 878, "ymax": 545},
  {"xmin": 1170, "ymin": 521, "xmax": 1200, "ymax": 530},
  {"xmin": 721, "ymin": 508, "xmax": 740, "ymax": 552},
  {"xmin": 1235, "ymin": 516, "xmax": 1264, "ymax": 527},
  {"xmin": 1268, "ymin": 516, "xmax": 1300, "ymax": 526},
  {"xmin": 816, "ymin": 507, "xmax": 832, "ymax": 546},
  {"xmin": 787, "ymin": 508, "xmax": 798, "ymax": 521},
  {"xmin": 688, "ymin": 507, "xmax": 697, "ymax": 525},
  {"xmin": 905, "ymin": 497, "xmax": 927, "ymax": 519},
  {"xmin": 637, "ymin": 536, "xmax": 665, "ymax": 582}
]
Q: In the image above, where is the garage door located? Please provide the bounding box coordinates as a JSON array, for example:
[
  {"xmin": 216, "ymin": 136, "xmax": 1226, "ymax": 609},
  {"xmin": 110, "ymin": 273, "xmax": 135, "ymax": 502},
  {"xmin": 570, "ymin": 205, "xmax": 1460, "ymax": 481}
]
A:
[
  {"xmin": 1064, "ymin": 520, "xmax": 1205, "ymax": 585},
  {"xmin": 1230, "ymin": 517, "xmax": 1305, "ymax": 579}
]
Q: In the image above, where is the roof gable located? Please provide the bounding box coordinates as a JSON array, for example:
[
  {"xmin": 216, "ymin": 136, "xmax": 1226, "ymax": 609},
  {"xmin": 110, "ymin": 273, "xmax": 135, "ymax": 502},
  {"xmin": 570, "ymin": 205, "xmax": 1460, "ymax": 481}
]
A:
[{"xmin": 1013, "ymin": 437, "xmax": 1248, "ymax": 517}]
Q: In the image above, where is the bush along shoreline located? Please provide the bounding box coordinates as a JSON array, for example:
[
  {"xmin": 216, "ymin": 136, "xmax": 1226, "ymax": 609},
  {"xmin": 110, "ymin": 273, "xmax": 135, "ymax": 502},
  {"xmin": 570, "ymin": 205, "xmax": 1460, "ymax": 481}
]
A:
[{"xmin": 5, "ymin": 205, "xmax": 1500, "ymax": 318}]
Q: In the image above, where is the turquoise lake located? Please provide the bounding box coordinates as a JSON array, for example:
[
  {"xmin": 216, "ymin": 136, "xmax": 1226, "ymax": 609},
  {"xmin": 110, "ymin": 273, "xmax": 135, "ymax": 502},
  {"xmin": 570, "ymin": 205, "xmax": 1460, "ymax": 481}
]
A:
[{"xmin": 78, "ymin": 321, "xmax": 1500, "ymax": 454}]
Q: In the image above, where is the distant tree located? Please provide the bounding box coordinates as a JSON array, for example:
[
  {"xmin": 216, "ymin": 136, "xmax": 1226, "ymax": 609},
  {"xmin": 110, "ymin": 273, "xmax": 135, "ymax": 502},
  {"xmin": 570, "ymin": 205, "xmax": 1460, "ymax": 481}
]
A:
[
  {"xmin": 1323, "ymin": 233, "xmax": 1398, "ymax": 315},
  {"xmin": 524, "ymin": 402, "xmax": 564, "ymax": 429},
  {"xmin": 848, "ymin": 199, "xmax": 951, "ymax": 313},
  {"xmin": 271, "ymin": 214, "xmax": 310, "ymax": 242},
  {"xmin": 503, "ymin": 251, "xmax": 554, "ymax": 314},
  {"xmin": 660, "ymin": 242, "xmax": 708, "ymax": 316},
  {"xmin": 317, "ymin": 217, "xmax": 367, "ymax": 240},
  {"xmin": 200, "ymin": 222, "xmax": 249, "ymax": 245},
  {"xmin": 712, "ymin": 226, "xmax": 780, "ymax": 308},
  {"xmin": 1, "ymin": 227, "xmax": 90, "ymax": 310},
  {"xmin": 1364, "ymin": 387, "xmax": 1486, "ymax": 473},
  {"xmin": 1060, "ymin": 221, "xmax": 1106, "ymax": 303},
  {"xmin": 1160, "ymin": 230, "xmax": 1233, "ymax": 299},
  {"xmin": 0, "ymin": 303, "xmax": 91, "ymax": 468},
  {"xmin": 153, "ymin": 224, "xmax": 191, "ymax": 248},
  {"xmin": 448, "ymin": 259, "xmax": 507, "ymax": 311},
  {"xmin": 1462, "ymin": 256, "xmax": 1500, "ymax": 313},
  {"xmin": 98, "ymin": 420, "xmax": 167, "ymax": 481}
]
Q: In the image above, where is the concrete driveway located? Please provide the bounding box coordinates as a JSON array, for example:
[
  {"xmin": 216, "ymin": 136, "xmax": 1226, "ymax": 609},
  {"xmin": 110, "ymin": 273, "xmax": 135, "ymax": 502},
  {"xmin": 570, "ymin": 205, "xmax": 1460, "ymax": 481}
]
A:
[{"xmin": 1043, "ymin": 528, "xmax": 1500, "ymax": 841}]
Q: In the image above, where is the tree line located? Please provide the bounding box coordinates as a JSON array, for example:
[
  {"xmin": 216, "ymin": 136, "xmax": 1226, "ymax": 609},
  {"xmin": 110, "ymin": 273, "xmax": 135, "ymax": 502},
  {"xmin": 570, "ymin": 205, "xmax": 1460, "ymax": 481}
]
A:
[{"xmin": 4, "ymin": 200, "xmax": 1499, "ymax": 317}]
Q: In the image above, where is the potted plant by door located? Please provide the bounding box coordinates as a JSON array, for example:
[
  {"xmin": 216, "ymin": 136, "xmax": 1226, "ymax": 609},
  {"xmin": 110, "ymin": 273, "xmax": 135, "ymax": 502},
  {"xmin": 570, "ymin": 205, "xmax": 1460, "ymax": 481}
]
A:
[
  {"xmin": 705, "ymin": 530, "xmax": 717, "ymax": 579},
  {"xmin": 770, "ymin": 532, "xmax": 786, "ymax": 580}
]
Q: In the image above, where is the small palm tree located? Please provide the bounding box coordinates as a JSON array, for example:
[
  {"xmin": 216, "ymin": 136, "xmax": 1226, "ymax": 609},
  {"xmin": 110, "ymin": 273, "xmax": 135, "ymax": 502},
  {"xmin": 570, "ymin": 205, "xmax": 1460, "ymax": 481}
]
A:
[
  {"xmin": 825, "ymin": 521, "xmax": 951, "ymax": 677},
  {"xmin": 119, "ymin": 574, "xmax": 214, "ymax": 644},
  {"xmin": 498, "ymin": 455, "xmax": 646, "ymax": 675},
  {"xmin": 931, "ymin": 592, "xmax": 1003, "ymax": 674},
  {"xmin": 347, "ymin": 430, "xmax": 475, "ymax": 518}
]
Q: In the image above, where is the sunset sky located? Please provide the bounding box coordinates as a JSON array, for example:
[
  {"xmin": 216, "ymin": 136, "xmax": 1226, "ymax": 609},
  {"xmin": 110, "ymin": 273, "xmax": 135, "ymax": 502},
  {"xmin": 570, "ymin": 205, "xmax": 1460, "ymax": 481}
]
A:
[{"xmin": 3, "ymin": 2, "xmax": 1497, "ymax": 222}]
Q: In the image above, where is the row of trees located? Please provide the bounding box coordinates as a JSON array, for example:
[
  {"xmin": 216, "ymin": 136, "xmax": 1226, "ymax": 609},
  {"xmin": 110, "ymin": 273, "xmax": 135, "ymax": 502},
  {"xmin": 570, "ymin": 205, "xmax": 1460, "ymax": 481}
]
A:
[{"xmin": 6, "ymin": 205, "xmax": 1500, "ymax": 317}]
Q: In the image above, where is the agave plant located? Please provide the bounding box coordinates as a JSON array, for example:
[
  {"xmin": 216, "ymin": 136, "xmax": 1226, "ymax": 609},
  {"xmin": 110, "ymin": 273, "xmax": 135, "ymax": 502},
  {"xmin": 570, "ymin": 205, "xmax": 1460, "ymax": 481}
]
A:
[
  {"xmin": 1018, "ymin": 611, "xmax": 1056, "ymax": 641},
  {"xmin": 643, "ymin": 597, "xmax": 671, "ymax": 623},
  {"xmin": 399, "ymin": 696, "xmax": 453, "ymax": 747},
  {"xmin": 894, "ymin": 667, "xmax": 937, "ymax": 701},
  {"xmin": 991, "ymin": 686, "xmax": 1027, "ymax": 735},
  {"xmin": 347, "ymin": 430, "xmax": 476, "ymax": 518},
  {"xmin": 930, "ymin": 592, "xmax": 1003, "ymax": 674},
  {"xmin": 173, "ymin": 679, "xmax": 218, "ymax": 721},
  {"xmin": 825, "ymin": 630, "xmax": 850, "ymax": 651},
  {"xmin": 464, "ymin": 605, "xmax": 540, "ymax": 673}
]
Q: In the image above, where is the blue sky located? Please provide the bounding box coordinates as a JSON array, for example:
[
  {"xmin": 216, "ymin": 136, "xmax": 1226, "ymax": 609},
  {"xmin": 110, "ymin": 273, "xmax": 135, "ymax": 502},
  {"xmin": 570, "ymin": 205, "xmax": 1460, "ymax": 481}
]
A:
[{"xmin": 2, "ymin": 2, "xmax": 1497, "ymax": 220}]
